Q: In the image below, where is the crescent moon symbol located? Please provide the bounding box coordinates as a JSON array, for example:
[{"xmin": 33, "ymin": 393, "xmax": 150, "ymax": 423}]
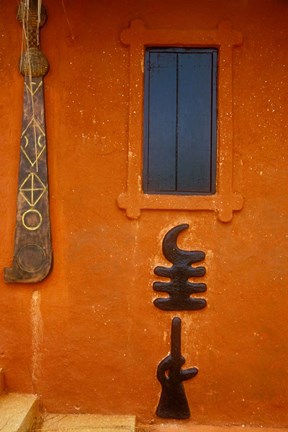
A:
[
  {"xmin": 162, "ymin": 224, "xmax": 205, "ymax": 264},
  {"xmin": 38, "ymin": 134, "xmax": 45, "ymax": 148}
]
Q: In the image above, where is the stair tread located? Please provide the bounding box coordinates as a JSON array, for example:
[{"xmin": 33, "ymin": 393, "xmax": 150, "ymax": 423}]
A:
[
  {"xmin": 40, "ymin": 413, "xmax": 136, "ymax": 431},
  {"xmin": 0, "ymin": 393, "xmax": 38, "ymax": 432}
]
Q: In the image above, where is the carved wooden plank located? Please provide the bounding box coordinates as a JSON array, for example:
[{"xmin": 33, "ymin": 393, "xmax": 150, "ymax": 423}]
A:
[{"xmin": 4, "ymin": 0, "xmax": 52, "ymax": 283}]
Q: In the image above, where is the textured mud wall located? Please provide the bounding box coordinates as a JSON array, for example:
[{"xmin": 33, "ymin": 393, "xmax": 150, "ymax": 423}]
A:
[{"xmin": 0, "ymin": 0, "xmax": 287, "ymax": 427}]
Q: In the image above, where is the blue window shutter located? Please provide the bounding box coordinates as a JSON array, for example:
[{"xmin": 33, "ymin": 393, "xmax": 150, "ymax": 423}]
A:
[
  {"xmin": 143, "ymin": 48, "xmax": 217, "ymax": 195},
  {"xmin": 144, "ymin": 52, "xmax": 178, "ymax": 192}
]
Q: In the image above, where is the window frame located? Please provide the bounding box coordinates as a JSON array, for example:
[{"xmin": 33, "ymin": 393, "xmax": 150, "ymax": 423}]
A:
[
  {"xmin": 143, "ymin": 47, "xmax": 218, "ymax": 195},
  {"xmin": 117, "ymin": 20, "xmax": 243, "ymax": 222}
]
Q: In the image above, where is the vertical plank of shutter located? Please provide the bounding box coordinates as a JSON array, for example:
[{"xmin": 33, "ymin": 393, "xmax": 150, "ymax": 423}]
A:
[
  {"xmin": 210, "ymin": 50, "xmax": 218, "ymax": 193},
  {"xmin": 177, "ymin": 51, "xmax": 214, "ymax": 193},
  {"xmin": 143, "ymin": 51, "xmax": 177, "ymax": 193}
]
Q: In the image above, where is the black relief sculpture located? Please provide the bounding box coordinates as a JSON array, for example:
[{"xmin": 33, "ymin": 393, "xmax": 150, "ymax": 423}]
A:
[
  {"xmin": 156, "ymin": 317, "xmax": 198, "ymax": 419},
  {"xmin": 153, "ymin": 224, "xmax": 207, "ymax": 311}
]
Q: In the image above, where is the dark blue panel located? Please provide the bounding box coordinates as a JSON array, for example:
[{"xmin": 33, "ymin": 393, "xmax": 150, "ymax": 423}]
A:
[
  {"xmin": 143, "ymin": 52, "xmax": 177, "ymax": 192},
  {"xmin": 210, "ymin": 50, "xmax": 217, "ymax": 193},
  {"xmin": 177, "ymin": 52, "xmax": 213, "ymax": 193}
]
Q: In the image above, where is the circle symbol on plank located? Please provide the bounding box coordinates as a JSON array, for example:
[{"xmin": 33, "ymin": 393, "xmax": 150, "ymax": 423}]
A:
[
  {"xmin": 22, "ymin": 209, "xmax": 42, "ymax": 231},
  {"xmin": 16, "ymin": 244, "xmax": 46, "ymax": 273}
]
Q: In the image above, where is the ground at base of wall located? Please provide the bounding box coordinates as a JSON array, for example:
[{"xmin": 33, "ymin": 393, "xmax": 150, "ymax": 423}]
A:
[
  {"xmin": 136, "ymin": 424, "xmax": 288, "ymax": 432},
  {"xmin": 1, "ymin": 393, "xmax": 287, "ymax": 432}
]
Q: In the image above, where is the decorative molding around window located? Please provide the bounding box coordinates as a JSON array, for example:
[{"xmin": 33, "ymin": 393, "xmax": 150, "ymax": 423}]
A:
[{"xmin": 117, "ymin": 20, "xmax": 244, "ymax": 223}]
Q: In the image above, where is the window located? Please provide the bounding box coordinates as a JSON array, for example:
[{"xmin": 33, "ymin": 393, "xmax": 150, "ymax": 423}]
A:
[
  {"xmin": 143, "ymin": 48, "xmax": 217, "ymax": 195},
  {"xmin": 117, "ymin": 20, "xmax": 243, "ymax": 222}
]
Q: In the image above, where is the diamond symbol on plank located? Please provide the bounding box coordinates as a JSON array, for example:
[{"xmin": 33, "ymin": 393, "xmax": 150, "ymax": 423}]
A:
[
  {"xmin": 21, "ymin": 117, "xmax": 46, "ymax": 168},
  {"xmin": 19, "ymin": 173, "xmax": 46, "ymax": 207}
]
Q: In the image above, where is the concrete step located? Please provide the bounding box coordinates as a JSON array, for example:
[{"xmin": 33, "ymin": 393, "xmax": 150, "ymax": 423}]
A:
[
  {"xmin": 40, "ymin": 413, "xmax": 136, "ymax": 432},
  {"xmin": 0, "ymin": 393, "xmax": 39, "ymax": 432}
]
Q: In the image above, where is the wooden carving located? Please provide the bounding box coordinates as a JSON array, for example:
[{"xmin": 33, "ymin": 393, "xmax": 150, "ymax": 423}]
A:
[{"xmin": 4, "ymin": 0, "xmax": 52, "ymax": 283}]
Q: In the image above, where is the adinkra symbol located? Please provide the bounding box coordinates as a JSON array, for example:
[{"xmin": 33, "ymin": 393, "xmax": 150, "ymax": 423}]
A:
[
  {"xmin": 153, "ymin": 224, "xmax": 207, "ymax": 311},
  {"xmin": 156, "ymin": 317, "xmax": 198, "ymax": 419},
  {"xmin": 19, "ymin": 173, "xmax": 46, "ymax": 231},
  {"xmin": 21, "ymin": 116, "xmax": 46, "ymax": 169},
  {"xmin": 24, "ymin": 80, "xmax": 43, "ymax": 96},
  {"xmin": 19, "ymin": 172, "xmax": 46, "ymax": 207}
]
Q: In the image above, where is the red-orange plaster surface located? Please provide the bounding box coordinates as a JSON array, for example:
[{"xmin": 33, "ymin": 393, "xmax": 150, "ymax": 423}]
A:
[{"xmin": 0, "ymin": 0, "xmax": 287, "ymax": 428}]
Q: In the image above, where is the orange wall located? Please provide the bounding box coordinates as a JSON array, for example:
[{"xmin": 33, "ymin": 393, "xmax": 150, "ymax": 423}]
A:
[{"xmin": 0, "ymin": 0, "xmax": 287, "ymax": 427}]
